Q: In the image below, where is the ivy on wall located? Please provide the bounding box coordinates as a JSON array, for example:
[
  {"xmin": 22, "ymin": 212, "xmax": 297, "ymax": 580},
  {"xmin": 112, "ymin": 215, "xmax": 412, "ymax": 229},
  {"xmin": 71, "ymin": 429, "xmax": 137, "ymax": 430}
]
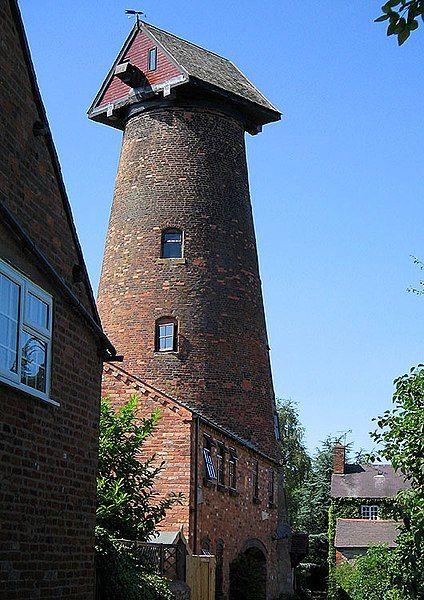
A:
[{"xmin": 327, "ymin": 497, "xmax": 398, "ymax": 600}]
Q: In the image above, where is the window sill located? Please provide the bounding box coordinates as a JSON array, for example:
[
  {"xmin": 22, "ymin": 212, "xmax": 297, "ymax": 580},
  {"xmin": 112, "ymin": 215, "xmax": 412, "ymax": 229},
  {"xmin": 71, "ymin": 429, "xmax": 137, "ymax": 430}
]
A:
[
  {"xmin": 154, "ymin": 351, "xmax": 179, "ymax": 357},
  {"xmin": 203, "ymin": 478, "xmax": 216, "ymax": 488},
  {"xmin": 156, "ymin": 258, "xmax": 187, "ymax": 265},
  {"xmin": 0, "ymin": 375, "xmax": 59, "ymax": 407},
  {"xmin": 229, "ymin": 488, "xmax": 239, "ymax": 497},
  {"xmin": 217, "ymin": 483, "xmax": 227, "ymax": 492}
]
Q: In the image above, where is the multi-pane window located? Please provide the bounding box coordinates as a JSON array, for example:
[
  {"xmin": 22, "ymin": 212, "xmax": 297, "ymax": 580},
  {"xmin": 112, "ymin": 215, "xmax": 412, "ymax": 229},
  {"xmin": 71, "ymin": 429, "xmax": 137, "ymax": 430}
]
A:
[
  {"xmin": 155, "ymin": 318, "xmax": 177, "ymax": 352},
  {"xmin": 361, "ymin": 505, "xmax": 378, "ymax": 520},
  {"xmin": 216, "ymin": 444, "xmax": 225, "ymax": 487},
  {"xmin": 161, "ymin": 229, "xmax": 183, "ymax": 259},
  {"xmin": 268, "ymin": 469, "xmax": 275, "ymax": 507},
  {"xmin": 0, "ymin": 260, "xmax": 52, "ymax": 399},
  {"xmin": 148, "ymin": 47, "xmax": 157, "ymax": 71},
  {"xmin": 228, "ymin": 448, "xmax": 237, "ymax": 490},
  {"xmin": 203, "ymin": 437, "xmax": 217, "ymax": 482},
  {"xmin": 252, "ymin": 459, "xmax": 259, "ymax": 500}
]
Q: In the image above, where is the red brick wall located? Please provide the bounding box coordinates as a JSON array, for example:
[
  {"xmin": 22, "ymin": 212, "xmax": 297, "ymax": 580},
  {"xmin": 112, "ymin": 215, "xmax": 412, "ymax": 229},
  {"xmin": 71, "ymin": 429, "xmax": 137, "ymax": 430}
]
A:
[
  {"xmin": 0, "ymin": 2, "xmax": 103, "ymax": 597},
  {"xmin": 102, "ymin": 365, "xmax": 193, "ymax": 534},
  {"xmin": 197, "ymin": 423, "xmax": 292, "ymax": 599},
  {"xmin": 100, "ymin": 367, "xmax": 292, "ymax": 599},
  {"xmin": 97, "ymin": 105, "xmax": 280, "ymax": 460}
]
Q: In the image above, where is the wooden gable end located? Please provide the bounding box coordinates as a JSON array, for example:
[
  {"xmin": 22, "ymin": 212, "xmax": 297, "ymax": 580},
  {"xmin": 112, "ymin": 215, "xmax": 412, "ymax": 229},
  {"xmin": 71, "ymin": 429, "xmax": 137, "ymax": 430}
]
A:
[{"xmin": 97, "ymin": 29, "xmax": 184, "ymax": 109}]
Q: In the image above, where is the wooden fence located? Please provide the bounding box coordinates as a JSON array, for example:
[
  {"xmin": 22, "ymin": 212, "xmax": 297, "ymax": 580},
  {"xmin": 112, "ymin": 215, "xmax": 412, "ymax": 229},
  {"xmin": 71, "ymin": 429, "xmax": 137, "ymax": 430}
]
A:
[{"xmin": 186, "ymin": 554, "xmax": 216, "ymax": 600}]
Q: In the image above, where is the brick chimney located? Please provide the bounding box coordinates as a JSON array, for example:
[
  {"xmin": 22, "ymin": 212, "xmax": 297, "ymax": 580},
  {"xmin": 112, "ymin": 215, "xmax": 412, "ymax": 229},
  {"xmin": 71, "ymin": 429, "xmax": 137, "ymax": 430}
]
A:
[{"xmin": 333, "ymin": 443, "xmax": 346, "ymax": 474}]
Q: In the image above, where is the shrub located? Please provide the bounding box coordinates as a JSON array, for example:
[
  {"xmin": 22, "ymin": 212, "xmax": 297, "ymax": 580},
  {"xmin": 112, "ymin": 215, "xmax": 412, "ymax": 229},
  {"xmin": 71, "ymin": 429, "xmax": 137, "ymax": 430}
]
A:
[{"xmin": 334, "ymin": 546, "xmax": 406, "ymax": 600}]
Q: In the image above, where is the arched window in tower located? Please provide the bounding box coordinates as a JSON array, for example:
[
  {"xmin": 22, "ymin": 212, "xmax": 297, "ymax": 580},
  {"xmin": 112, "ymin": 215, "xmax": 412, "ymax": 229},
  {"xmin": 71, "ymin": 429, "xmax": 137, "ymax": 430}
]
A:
[
  {"xmin": 155, "ymin": 317, "xmax": 178, "ymax": 352},
  {"xmin": 161, "ymin": 228, "xmax": 183, "ymax": 259}
]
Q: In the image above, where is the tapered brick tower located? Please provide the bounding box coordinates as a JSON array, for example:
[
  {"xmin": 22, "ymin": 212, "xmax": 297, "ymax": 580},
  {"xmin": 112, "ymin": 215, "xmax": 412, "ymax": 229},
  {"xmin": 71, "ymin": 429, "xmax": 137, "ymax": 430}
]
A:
[
  {"xmin": 90, "ymin": 21, "xmax": 281, "ymax": 459},
  {"xmin": 90, "ymin": 21, "xmax": 294, "ymax": 599}
]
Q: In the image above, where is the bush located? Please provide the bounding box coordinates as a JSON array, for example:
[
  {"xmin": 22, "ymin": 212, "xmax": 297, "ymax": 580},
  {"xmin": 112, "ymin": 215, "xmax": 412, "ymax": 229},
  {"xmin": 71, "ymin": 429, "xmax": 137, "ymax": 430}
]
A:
[
  {"xmin": 95, "ymin": 532, "xmax": 173, "ymax": 600},
  {"xmin": 333, "ymin": 546, "xmax": 406, "ymax": 600}
]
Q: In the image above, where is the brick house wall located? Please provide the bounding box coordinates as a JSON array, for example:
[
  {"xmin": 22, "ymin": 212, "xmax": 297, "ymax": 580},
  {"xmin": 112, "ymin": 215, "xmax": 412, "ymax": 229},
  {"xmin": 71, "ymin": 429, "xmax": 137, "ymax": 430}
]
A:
[
  {"xmin": 102, "ymin": 364, "xmax": 292, "ymax": 599},
  {"xmin": 102, "ymin": 364, "xmax": 193, "ymax": 534},
  {"xmin": 0, "ymin": 1, "xmax": 106, "ymax": 597}
]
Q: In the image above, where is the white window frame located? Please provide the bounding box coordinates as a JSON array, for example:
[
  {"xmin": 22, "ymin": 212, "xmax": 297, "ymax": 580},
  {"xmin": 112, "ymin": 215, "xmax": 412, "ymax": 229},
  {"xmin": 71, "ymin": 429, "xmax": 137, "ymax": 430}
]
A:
[
  {"xmin": 148, "ymin": 47, "xmax": 157, "ymax": 71},
  {"xmin": 0, "ymin": 259, "xmax": 55, "ymax": 405},
  {"xmin": 361, "ymin": 505, "xmax": 379, "ymax": 520},
  {"xmin": 157, "ymin": 322, "xmax": 175, "ymax": 352}
]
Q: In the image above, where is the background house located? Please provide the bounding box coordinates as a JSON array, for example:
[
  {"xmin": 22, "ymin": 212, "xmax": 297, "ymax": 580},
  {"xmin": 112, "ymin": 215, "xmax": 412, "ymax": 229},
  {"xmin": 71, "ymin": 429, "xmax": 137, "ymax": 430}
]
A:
[
  {"xmin": 0, "ymin": 1, "xmax": 115, "ymax": 597},
  {"xmin": 329, "ymin": 443, "xmax": 410, "ymax": 564}
]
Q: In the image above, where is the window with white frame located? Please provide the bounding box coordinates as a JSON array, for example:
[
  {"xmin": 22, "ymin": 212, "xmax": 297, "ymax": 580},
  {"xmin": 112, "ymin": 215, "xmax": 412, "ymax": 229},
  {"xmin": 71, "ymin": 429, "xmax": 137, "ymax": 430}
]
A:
[
  {"xmin": 155, "ymin": 318, "xmax": 178, "ymax": 352},
  {"xmin": 0, "ymin": 260, "xmax": 52, "ymax": 399},
  {"xmin": 361, "ymin": 505, "xmax": 379, "ymax": 520},
  {"xmin": 203, "ymin": 436, "xmax": 217, "ymax": 482},
  {"xmin": 148, "ymin": 47, "xmax": 157, "ymax": 71}
]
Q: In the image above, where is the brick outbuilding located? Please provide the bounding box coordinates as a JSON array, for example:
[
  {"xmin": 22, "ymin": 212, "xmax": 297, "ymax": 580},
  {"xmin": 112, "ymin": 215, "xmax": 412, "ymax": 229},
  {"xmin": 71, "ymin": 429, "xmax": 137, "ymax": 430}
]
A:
[
  {"xmin": 90, "ymin": 19, "xmax": 293, "ymax": 599},
  {"xmin": 0, "ymin": 1, "xmax": 116, "ymax": 597}
]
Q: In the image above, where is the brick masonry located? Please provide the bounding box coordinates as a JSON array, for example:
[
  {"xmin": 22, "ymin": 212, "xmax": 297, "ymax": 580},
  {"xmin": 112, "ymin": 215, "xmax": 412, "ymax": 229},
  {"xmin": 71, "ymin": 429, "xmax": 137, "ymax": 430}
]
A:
[
  {"xmin": 97, "ymin": 106, "xmax": 280, "ymax": 461},
  {"xmin": 102, "ymin": 364, "xmax": 293, "ymax": 599},
  {"xmin": 0, "ymin": 1, "xmax": 104, "ymax": 597}
]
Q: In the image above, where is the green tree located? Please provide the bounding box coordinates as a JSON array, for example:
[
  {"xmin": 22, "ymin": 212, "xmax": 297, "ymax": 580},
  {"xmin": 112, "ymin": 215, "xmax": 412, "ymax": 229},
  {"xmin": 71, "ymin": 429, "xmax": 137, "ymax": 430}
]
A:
[
  {"xmin": 294, "ymin": 436, "xmax": 342, "ymax": 594},
  {"xmin": 294, "ymin": 436, "xmax": 335, "ymax": 533},
  {"xmin": 96, "ymin": 395, "xmax": 183, "ymax": 600},
  {"xmin": 277, "ymin": 399, "xmax": 311, "ymax": 520},
  {"xmin": 334, "ymin": 545, "xmax": 406, "ymax": 600},
  {"xmin": 375, "ymin": 1, "xmax": 424, "ymax": 45},
  {"xmin": 370, "ymin": 367, "xmax": 424, "ymax": 599}
]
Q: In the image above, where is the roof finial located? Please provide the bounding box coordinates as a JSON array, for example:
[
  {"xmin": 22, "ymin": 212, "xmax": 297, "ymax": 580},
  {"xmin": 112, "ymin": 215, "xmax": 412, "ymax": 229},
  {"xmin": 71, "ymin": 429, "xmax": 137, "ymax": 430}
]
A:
[{"xmin": 125, "ymin": 9, "xmax": 145, "ymax": 26}]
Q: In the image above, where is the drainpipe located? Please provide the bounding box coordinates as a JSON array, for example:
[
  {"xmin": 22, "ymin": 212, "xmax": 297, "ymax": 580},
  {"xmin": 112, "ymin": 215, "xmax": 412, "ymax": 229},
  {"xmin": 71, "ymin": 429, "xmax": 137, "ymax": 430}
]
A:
[{"xmin": 193, "ymin": 415, "xmax": 200, "ymax": 555}]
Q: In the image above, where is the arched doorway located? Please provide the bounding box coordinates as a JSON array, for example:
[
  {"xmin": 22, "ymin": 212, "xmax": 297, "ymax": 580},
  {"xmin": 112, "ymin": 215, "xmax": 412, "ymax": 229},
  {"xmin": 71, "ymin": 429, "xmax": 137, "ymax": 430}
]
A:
[{"xmin": 229, "ymin": 541, "xmax": 267, "ymax": 600}]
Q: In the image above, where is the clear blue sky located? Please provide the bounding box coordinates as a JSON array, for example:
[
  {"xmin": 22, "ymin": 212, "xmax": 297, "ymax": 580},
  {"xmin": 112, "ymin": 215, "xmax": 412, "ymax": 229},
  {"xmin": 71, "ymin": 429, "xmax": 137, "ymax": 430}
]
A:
[{"xmin": 20, "ymin": 1, "xmax": 424, "ymax": 454}]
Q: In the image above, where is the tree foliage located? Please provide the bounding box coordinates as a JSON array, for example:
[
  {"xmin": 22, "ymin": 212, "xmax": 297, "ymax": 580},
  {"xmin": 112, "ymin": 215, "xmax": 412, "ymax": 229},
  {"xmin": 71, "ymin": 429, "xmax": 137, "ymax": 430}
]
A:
[
  {"xmin": 294, "ymin": 436, "xmax": 336, "ymax": 534},
  {"xmin": 95, "ymin": 396, "xmax": 183, "ymax": 600},
  {"xmin": 97, "ymin": 395, "xmax": 183, "ymax": 541},
  {"xmin": 334, "ymin": 545, "xmax": 406, "ymax": 600},
  {"xmin": 369, "ymin": 367, "xmax": 424, "ymax": 599},
  {"xmin": 375, "ymin": 1, "xmax": 424, "ymax": 45},
  {"xmin": 277, "ymin": 399, "xmax": 311, "ymax": 519}
]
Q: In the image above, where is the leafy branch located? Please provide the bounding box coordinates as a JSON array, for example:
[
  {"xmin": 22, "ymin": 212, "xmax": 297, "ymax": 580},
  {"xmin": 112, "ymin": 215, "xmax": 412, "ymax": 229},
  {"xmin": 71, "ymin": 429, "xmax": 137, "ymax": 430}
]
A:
[{"xmin": 375, "ymin": 0, "xmax": 424, "ymax": 45}]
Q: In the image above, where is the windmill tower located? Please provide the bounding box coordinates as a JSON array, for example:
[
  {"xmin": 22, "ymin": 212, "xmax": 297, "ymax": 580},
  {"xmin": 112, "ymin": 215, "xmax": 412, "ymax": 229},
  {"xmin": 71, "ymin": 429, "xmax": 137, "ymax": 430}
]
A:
[{"xmin": 89, "ymin": 19, "xmax": 292, "ymax": 599}]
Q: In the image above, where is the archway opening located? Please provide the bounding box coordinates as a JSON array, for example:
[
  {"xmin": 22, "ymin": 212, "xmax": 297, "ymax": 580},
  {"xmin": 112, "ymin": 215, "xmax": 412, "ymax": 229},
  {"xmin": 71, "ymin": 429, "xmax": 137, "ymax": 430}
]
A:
[{"xmin": 229, "ymin": 546, "xmax": 267, "ymax": 600}]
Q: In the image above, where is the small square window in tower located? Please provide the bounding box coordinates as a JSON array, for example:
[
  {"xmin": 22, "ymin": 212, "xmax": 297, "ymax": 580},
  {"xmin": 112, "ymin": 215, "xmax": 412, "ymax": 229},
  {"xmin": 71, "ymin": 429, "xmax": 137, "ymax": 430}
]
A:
[
  {"xmin": 155, "ymin": 318, "xmax": 178, "ymax": 352},
  {"xmin": 148, "ymin": 47, "xmax": 157, "ymax": 71},
  {"xmin": 161, "ymin": 229, "xmax": 183, "ymax": 259}
]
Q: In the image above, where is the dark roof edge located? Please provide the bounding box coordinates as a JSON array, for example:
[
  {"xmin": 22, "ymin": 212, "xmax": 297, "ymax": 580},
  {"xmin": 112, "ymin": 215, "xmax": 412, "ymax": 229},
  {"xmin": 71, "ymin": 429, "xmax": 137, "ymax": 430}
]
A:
[
  {"xmin": 105, "ymin": 362, "xmax": 281, "ymax": 466},
  {"xmin": 10, "ymin": 0, "xmax": 102, "ymax": 329}
]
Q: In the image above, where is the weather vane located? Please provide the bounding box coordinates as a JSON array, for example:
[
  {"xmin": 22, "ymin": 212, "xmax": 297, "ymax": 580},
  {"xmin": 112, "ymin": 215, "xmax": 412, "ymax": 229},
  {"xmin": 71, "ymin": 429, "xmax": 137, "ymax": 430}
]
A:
[{"xmin": 125, "ymin": 9, "xmax": 145, "ymax": 24}]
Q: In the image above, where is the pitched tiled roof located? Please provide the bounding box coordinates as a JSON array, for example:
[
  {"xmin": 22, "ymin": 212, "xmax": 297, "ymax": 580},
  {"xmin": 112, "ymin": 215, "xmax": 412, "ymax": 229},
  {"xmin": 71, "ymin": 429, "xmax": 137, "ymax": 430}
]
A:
[
  {"xmin": 144, "ymin": 23, "xmax": 280, "ymax": 117},
  {"xmin": 331, "ymin": 464, "xmax": 410, "ymax": 498},
  {"xmin": 335, "ymin": 518, "xmax": 400, "ymax": 549}
]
